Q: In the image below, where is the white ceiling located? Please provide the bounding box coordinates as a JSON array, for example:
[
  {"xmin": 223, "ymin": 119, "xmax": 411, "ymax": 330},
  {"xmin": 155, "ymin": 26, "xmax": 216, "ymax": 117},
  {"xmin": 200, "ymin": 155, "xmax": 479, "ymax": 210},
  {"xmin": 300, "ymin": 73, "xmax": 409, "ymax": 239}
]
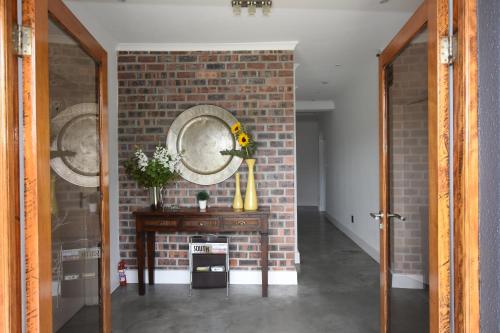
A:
[{"xmin": 66, "ymin": 0, "xmax": 420, "ymax": 101}]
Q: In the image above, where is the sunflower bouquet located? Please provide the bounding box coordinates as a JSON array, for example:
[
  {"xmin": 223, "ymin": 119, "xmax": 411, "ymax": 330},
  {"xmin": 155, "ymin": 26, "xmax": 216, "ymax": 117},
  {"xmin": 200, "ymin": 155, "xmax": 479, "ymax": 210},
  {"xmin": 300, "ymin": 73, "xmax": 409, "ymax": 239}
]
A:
[{"xmin": 220, "ymin": 121, "xmax": 257, "ymax": 159}]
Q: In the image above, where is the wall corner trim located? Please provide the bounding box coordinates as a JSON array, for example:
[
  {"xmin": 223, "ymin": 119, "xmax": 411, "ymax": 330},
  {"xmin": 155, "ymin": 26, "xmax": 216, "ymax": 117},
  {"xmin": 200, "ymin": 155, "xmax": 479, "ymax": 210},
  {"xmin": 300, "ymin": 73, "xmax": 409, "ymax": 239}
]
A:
[{"xmin": 116, "ymin": 41, "xmax": 299, "ymax": 52}]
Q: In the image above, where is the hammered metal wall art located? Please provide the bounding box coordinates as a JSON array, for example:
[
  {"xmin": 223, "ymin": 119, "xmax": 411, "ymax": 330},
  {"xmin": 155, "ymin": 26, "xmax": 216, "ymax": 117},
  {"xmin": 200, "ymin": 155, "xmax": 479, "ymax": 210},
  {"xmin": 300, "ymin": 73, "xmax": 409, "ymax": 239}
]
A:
[
  {"xmin": 50, "ymin": 103, "xmax": 100, "ymax": 187},
  {"xmin": 166, "ymin": 105, "xmax": 242, "ymax": 185}
]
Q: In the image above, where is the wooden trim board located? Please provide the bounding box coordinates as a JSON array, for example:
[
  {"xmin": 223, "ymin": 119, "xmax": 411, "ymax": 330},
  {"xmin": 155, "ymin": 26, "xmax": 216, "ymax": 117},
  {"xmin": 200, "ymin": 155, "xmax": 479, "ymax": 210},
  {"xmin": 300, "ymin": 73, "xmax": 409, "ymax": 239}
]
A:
[
  {"xmin": 453, "ymin": 0, "xmax": 480, "ymax": 331},
  {"xmin": 0, "ymin": 0, "xmax": 21, "ymax": 332},
  {"xmin": 427, "ymin": 0, "xmax": 452, "ymax": 331},
  {"xmin": 22, "ymin": 0, "xmax": 52, "ymax": 331}
]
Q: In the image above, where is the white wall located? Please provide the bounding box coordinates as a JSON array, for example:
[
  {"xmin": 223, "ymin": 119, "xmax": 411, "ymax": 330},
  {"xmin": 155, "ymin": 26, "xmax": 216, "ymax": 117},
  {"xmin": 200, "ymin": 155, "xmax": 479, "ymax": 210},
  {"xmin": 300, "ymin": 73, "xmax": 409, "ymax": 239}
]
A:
[
  {"xmin": 65, "ymin": 1, "xmax": 120, "ymax": 291},
  {"xmin": 320, "ymin": 59, "xmax": 380, "ymax": 261},
  {"xmin": 296, "ymin": 118, "xmax": 320, "ymax": 207}
]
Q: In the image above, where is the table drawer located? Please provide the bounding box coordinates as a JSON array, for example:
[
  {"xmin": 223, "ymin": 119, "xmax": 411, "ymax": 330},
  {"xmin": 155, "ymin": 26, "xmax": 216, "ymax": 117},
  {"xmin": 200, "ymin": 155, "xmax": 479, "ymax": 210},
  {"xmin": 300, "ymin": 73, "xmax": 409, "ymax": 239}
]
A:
[
  {"xmin": 182, "ymin": 218, "xmax": 220, "ymax": 231},
  {"xmin": 223, "ymin": 217, "xmax": 261, "ymax": 231},
  {"xmin": 144, "ymin": 219, "xmax": 179, "ymax": 228}
]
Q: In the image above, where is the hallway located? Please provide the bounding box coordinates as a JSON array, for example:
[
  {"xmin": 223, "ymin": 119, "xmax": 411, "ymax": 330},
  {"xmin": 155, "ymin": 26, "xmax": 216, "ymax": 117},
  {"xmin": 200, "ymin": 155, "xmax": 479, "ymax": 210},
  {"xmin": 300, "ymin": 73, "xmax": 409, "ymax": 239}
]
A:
[{"xmin": 109, "ymin": 207, "xmax": 380, "ymax": 333}]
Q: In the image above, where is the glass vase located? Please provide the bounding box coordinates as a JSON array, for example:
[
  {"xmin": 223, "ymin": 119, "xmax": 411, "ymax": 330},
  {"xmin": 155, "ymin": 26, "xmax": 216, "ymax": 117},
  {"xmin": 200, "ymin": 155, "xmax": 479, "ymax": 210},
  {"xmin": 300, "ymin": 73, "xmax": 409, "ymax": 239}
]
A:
[{"xmin": 149, "ymin": 186, "xmax": 164, "ymax": 210}]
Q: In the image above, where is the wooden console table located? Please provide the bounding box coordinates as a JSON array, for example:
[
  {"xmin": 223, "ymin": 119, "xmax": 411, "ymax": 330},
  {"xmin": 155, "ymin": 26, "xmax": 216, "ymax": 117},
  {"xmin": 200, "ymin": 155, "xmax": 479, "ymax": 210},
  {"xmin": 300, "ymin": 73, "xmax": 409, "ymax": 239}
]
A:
[{"xmin": 133, "ymin": 207, "xmax": 270, "ymax": 297}]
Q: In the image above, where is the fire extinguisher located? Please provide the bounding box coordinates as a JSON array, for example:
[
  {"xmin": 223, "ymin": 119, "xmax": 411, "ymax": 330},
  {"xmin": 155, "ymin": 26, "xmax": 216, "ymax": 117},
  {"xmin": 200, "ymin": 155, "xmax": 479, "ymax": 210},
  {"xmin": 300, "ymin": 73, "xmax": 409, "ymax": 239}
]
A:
[{"xmin": 118, "ymin": 260, "xmax": 127, "ymax": 286}]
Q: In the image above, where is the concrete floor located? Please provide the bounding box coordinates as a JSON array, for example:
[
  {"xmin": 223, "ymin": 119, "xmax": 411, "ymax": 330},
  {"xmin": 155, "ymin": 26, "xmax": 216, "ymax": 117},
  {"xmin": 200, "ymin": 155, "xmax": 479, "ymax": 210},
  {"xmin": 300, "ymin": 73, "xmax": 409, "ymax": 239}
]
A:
[
  {"xmin": 59, "ymin": 207, "xmax": 428, "ymax": 332},
  {"xmin": 110, "ymin": 207, "xmax": 381, "ymax": 333}
]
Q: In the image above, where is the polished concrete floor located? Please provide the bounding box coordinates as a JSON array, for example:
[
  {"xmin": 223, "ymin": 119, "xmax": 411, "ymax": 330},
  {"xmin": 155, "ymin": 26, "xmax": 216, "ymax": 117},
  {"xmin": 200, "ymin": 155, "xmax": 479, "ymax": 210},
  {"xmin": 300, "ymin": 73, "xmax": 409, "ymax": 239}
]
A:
[
  {"xmin": 110, "ymin": 207, "xmax": 382, "ymax": 333},
  {"xmin": 59, "ymin": 207, "xmax": 428, "ymax": 332}
]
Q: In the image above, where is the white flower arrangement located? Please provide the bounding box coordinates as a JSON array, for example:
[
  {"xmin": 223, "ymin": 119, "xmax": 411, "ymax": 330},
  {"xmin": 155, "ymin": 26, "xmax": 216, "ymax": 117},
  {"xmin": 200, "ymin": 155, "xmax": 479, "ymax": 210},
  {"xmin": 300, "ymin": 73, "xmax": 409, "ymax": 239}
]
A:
[{"xmin": 125, "ymin": 145, "xmax": 182, "ymax": 188}]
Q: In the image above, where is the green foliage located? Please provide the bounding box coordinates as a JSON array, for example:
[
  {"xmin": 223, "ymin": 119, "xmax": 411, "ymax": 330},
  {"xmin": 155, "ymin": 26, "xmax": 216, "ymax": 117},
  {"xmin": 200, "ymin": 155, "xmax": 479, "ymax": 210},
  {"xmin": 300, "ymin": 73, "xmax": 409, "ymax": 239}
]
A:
[
  {"xmin": 124, "ymin": 145, "xmax": 181, "ymax": 188},
  {"xmin": 220, "ymin": 144, "xmax": 257, "ymax": 159},
  {"xmin": 196, "ymin": 191, "xmax": 209, "ymax": 201}
]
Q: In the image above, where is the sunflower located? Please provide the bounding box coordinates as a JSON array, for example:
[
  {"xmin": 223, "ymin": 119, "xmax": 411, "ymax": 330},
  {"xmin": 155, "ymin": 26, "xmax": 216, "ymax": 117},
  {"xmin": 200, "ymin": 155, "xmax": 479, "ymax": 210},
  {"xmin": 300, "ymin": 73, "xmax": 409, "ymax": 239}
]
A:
[
  {"xmin": 238, "ymin": 132, "xmax": 250, "ymax": 147},
  {"xmin": 231, "ymin": 122, "xmax": 241, "ymax": 135}
]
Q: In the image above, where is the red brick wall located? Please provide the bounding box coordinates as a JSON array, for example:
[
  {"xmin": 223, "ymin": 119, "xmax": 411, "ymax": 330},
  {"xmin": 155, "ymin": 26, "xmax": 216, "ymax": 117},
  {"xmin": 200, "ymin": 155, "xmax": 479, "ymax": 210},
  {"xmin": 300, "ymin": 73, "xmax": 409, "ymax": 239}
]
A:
[{"xmin": 117, "ymin": 50, "xmax": 296, "ymax": 271}]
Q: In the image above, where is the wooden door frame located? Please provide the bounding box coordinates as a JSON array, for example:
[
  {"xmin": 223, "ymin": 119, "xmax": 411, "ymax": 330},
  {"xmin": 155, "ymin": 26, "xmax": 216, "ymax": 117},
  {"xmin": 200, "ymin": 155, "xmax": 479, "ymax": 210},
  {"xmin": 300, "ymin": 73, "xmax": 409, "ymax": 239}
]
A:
[
  {"xmin": 23, "ymin": 0, "xmax": 110, "ymax": 332},
  {"xmin": 378, "ymin": 0, "xmax": 480, "ymax": 332},
  {"xmin": 0, "ymin": 0, "xmax": 21, "ymax": 332},
  {"xmin": 378, "ymin": 0, "xmax": 449, "ymax": 332},
  {"xmin": 452, "ymin": 0, "xmax": 480, "ymax": 331}
]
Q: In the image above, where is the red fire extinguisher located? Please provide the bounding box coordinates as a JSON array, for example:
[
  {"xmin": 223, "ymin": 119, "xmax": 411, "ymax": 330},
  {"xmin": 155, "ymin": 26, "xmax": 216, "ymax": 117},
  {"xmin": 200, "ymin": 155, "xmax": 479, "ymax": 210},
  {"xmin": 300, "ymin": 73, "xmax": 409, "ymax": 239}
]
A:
[{"xmin": 118, "ymin": 260, "xmax": 127, "ymax": 286}]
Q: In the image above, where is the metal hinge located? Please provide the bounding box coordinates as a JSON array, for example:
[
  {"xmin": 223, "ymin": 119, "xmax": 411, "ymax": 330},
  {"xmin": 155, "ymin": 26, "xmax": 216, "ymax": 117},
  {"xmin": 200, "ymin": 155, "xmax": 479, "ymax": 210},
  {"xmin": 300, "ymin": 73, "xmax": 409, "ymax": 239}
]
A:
[
  {"xmin": 440, "ymin": 34, "xmax": 457, "ymax": 65},
  {"xmin": 13, "ymin": 25, "xmax": 32, "ymax": 57}
]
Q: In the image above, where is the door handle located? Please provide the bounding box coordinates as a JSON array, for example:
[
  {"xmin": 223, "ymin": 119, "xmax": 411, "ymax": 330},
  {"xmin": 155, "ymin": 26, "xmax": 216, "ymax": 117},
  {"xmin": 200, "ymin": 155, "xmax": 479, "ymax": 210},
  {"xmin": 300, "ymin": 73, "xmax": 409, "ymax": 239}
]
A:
[
  {"xmin": 369, "ymin": 212, "xmax": 384, "ymax": 220},
  {"xmin": 387, "ymin": 213, "xmax": 406, "ymax": 221}
]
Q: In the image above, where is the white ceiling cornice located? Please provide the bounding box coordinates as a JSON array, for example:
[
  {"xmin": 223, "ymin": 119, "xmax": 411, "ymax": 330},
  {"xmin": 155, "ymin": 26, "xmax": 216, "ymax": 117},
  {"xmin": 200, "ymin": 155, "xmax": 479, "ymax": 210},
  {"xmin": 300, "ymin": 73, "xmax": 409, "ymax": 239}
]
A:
[{"xmin": 116, "ymin": 41, "xmax": 299, "ymax": 52}]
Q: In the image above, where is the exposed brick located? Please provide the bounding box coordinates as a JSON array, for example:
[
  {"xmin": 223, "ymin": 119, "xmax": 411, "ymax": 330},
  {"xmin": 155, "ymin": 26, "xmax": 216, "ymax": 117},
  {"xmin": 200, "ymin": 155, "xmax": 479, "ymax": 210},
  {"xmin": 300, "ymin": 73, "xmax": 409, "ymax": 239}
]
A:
[{"xmin": 118, "ymin": 50, "xmax": 296, "ymax": 271}]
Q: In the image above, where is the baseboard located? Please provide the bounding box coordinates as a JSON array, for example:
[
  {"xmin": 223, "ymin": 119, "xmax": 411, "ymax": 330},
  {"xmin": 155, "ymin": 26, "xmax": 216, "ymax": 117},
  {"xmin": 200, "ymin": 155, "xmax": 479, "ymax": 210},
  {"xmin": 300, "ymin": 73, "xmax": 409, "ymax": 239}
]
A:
[
  {"xmin": 297, "ymin": 205, "xmax": 319, "ymax": 209},
  {"xmin": 324, "ymin": 213, "xmax": 380, "ymax": 263},
  {"xmin": 125, "ymin": 269, "xmax": 298, "ymax": 285},
  {"xmin": 392, "ymin": 273, "xmax": 425, "ymax": 289}
]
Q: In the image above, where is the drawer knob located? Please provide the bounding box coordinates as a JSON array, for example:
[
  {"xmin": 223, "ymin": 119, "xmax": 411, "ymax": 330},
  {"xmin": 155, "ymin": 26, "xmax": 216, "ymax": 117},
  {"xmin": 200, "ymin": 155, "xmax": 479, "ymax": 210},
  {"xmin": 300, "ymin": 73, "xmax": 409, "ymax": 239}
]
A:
[
  {"xmin": 199, "ymin": 222, "xmax": 204, "ymax": 226},
  {"xmin": 238, "ymin": 221, "xmax": 246, "ymax": 225}
]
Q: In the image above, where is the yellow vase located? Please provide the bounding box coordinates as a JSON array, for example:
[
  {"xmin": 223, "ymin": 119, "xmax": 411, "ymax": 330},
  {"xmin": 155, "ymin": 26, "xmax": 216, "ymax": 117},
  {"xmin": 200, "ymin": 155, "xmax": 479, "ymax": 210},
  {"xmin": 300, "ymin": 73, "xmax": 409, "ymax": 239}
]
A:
[
  {"xmin": 244, "ymin": 159, "xmax": 258, "ymax": 211},
  {"xmin": 232, "ymin": 172, "xmax": 243, "ymax": 211}
]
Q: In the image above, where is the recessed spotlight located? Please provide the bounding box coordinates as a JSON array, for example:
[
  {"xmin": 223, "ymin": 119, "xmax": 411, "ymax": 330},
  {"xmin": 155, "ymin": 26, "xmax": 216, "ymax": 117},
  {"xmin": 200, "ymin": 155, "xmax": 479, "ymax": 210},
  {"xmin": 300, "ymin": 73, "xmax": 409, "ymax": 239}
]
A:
[{"xmin": 321, "ymin": 81, "xmax": 329, "ymax": 85}]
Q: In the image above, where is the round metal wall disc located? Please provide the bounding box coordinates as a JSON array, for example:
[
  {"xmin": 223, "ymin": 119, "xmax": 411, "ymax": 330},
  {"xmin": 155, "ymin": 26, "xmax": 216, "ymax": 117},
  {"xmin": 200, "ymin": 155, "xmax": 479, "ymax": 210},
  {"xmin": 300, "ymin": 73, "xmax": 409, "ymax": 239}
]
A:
[
  {"xmin": 167, "ymin": 105, "xmax": 242, "ymax": 185},
  {"xmin": 50, "ymin": 103, "xmax": 100, "ymax": 188}
]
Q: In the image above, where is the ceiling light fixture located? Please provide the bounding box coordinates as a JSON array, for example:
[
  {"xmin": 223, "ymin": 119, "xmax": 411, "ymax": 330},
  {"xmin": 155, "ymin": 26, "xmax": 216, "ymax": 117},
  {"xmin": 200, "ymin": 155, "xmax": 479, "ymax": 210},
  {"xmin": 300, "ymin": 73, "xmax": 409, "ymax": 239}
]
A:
[{"xmin": 232, "ymin": 1, "xmax": 273, "ymax": 16}]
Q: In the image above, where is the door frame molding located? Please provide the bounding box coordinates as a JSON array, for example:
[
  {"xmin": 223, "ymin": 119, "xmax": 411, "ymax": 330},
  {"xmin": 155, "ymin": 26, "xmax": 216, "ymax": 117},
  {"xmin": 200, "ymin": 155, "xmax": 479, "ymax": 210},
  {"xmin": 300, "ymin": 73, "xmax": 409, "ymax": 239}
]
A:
[
  {"xmin": 23, "ymin": 0, "xmax": 110, "ymax": 331},
  {"xmin": 452, "ymin": 0, "xmax": 480, "ymax": 331},
  {"xmin": 379, "ymin": 0, "xmax": 450, "ymax": 332},
  {"xmin": 0, "ymin": 0, "xmax": 21, "ymax": 331}
]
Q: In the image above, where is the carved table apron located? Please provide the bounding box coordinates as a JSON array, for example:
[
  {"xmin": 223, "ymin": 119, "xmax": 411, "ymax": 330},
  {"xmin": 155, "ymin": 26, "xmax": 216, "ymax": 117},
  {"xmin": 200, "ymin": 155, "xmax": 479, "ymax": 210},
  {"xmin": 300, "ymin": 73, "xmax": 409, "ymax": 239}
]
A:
[{"xmin": 133, "ymin": 207, "xmax": 270, "ymax": 297}]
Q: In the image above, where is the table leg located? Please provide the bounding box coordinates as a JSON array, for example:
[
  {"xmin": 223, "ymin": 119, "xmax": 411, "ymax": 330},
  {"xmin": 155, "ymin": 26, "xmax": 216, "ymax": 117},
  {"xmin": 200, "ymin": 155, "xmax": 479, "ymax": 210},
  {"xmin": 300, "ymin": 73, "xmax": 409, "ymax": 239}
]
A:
[
  {"xmin": 147, "ymin": 231, "xmax": 155, "ymax": 285},
  {"xmin": 136, "ymin": 228, "xmax": 145, "ymax": 295},
  {"xmin": 261, "ymin": 232, "xmax": 269, "ymax": 297}
]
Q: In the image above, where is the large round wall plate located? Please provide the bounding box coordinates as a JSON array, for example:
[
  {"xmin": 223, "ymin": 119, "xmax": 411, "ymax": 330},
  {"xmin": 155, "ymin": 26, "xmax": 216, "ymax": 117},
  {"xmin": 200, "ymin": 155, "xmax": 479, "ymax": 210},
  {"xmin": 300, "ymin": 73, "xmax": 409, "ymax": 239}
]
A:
[
  {"xmin": 50, "ymin": 103, "xmax": 100, "ymax": 187},
  {"xmin": 167, "ymin": 105, "xmax": 242, "ymax": 185}
]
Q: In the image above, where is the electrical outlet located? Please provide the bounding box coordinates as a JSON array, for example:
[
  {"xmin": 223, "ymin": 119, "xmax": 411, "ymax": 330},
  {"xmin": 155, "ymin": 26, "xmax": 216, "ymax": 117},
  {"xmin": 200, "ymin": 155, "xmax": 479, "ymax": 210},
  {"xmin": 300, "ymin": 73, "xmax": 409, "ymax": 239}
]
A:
[{"xmin": 351, "ymin": 215, "xmax": 354, "ymax": 223}]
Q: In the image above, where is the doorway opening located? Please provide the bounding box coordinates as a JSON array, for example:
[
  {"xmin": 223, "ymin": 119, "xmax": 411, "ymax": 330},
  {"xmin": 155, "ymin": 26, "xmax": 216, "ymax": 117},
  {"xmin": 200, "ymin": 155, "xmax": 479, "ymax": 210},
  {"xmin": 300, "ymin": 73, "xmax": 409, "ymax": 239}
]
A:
[{"xmin": 296, "ymin": 113, "xmax": 326, "ymax": 212}]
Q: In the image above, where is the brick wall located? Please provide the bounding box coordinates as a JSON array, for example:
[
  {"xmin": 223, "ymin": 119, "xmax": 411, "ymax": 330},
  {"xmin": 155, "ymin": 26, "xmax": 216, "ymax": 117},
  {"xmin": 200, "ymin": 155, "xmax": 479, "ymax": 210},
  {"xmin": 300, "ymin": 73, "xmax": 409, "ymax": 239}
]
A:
[
  {"xmin": 117, "ymin": 50, "xmax": 296, "ymax": 271},
  {"xmin": 388, "ymin": 42, "xmax": 428, "ymax": 279}
]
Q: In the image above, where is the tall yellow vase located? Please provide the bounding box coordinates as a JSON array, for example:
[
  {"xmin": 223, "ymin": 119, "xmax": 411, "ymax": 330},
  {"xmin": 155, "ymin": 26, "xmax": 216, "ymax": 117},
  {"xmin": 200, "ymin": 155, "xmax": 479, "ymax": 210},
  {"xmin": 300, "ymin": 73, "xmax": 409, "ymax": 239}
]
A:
[
  {"xmin": 244, "ymin": 159, "xmax": 258, "ymax": 211},
  {"xmin": 232, "ymin": 172, "xmax": 243, "ymax": 211}
]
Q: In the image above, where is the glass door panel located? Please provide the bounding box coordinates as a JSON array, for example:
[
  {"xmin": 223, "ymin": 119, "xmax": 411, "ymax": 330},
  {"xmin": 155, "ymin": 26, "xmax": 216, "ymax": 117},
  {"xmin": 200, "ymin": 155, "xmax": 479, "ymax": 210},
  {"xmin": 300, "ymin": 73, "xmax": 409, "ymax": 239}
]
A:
[
  {"xmin": 386, "ymin": 27, "xmax": 429, "ymax": 333},
  {"xmin": 48, "ymin": 18, "xmax": 101, "ymax": 333}
]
